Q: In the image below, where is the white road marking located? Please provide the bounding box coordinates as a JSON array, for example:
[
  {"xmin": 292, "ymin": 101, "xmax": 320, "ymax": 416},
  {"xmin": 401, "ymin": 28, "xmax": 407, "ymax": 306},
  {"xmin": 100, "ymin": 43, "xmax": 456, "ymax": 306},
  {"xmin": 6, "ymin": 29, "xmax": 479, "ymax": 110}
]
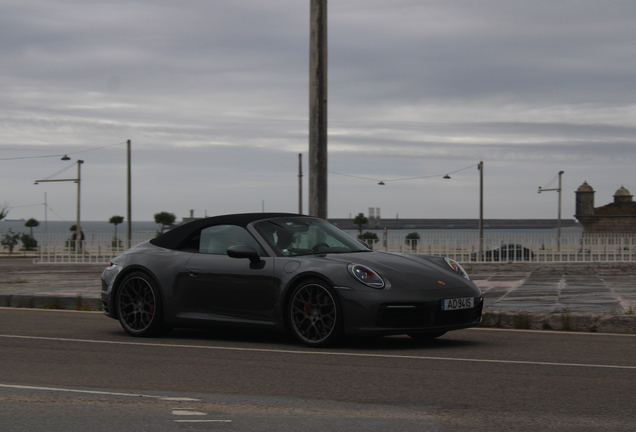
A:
[
  {"xmin": 1, "ymin": 333, "xmax": 635, "ymax": 370},
  {"xmin": 0, "ymin": 383, "xmax": 200, "ymax": 401},
  {"xmin": 0, "ymin": 307, "xmax": 102, "ymax": 314},
  {"xmin": 469, "ymin": 327, "xmax": 636, "ymax": 336},
  {"xmin": 172, "ymin": 410, "xmax": 207, "ymax": 416},
  {"xmin": 174, "ymin": 420, "xmax": 232, "ymax": 423}
]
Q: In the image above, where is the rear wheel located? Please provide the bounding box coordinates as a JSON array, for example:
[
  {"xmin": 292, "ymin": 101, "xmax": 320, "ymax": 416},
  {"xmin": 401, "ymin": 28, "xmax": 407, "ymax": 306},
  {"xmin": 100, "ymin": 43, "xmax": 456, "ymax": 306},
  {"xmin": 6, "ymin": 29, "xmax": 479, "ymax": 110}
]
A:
[
  {"xmin": 288, "ymin": 279, "xmax": 342, "ymax": 347},
  {"xmin": 116, "ymin": 272, "xmax": 169, "ymax": 337},
  {"xmin": 407, "ymin": 331, "xmax": 447, "ymax": 340}
]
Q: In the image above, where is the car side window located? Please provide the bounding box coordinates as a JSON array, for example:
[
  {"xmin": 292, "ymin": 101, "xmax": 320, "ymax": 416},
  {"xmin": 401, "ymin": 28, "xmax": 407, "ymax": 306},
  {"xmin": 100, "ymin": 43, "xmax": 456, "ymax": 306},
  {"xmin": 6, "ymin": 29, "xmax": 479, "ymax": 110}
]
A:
[{"xmin": 198, "ymin": 224, "xmax": 262, "ymax": 255}]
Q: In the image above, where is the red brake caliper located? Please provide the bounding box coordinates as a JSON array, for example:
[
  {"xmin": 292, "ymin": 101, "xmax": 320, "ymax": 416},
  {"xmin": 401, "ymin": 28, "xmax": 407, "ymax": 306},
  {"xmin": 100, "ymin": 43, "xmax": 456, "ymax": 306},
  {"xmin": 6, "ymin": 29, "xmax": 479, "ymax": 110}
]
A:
[{"xmin": 304, "ymin": 296, "xmax": 310, "ymax": 327}]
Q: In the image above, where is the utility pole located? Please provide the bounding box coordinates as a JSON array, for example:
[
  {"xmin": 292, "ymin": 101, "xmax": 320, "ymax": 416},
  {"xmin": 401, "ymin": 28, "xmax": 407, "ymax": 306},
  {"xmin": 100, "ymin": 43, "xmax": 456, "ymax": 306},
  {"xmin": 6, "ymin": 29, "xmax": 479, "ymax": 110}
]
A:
[
  {"xmin": 76, "ymin": 160, "xmax": 83, "ymax": 239},
  {"xmin": 298, "ymin": 153, "xmax": 303, "ymax": 214},
  {"xmin": 478, "ymin": 161, "xmax": 484, "ymax": 259},
  {"xmin": 309, "ymin": 0, "xmax": 328, "ymax": 219},
  {"xmin": 34, "ymin": 159, "xmax": 83, "ymax": 249},
  {"xmin": 127, "ymin": 139, "xmax": 132, "ymax": 249},
  {"xmin": 538, "ymin": 171, "xmax": 564, "ymax": 252}
]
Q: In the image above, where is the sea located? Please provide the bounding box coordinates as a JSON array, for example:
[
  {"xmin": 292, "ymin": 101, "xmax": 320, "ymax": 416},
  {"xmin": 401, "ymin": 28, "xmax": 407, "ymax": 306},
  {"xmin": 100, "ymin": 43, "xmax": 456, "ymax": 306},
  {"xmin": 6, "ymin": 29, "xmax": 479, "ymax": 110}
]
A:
[
  {"xmin": 1, "ymin": 219, "xmax": 159, "ymax": 235},
  {"xmin": 1, "ymin": 218, "xmax": 582, "ymax": 240}
]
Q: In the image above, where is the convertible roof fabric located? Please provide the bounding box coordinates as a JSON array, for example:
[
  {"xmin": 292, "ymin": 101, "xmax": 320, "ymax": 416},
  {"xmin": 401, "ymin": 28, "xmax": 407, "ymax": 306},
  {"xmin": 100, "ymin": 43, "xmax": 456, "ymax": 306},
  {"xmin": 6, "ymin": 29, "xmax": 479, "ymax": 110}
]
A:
[{"xmin": 149, "ymin": 212, "xmax": 302, "ymax": 250}]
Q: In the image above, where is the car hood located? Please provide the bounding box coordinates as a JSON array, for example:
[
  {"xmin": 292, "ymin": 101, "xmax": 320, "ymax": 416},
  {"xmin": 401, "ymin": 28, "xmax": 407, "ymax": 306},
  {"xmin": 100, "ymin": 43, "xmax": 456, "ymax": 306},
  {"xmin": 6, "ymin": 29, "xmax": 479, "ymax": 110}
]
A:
[{"xmin": 318, "ymin": 251, "xmax": 473, "ymax": 290}]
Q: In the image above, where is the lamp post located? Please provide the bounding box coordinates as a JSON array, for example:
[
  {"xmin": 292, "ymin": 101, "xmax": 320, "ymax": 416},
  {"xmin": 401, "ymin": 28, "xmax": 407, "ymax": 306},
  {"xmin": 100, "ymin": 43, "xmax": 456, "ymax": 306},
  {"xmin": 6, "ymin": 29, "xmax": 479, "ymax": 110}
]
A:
[
  {"xmin": 35, "ymin": 159, "xmax": 84, "ymax": 248},
  {"xmin": 127, "ymin": 139, "xmax": 132, "ymax": 249},
  {"xmin": 443, "ymin": 162, "xmax": 484, "ymax": 259},
  {"xmin": 478, "ymin": 161, "xmax": 484, "ymax": 259},
  {"xmin": 298, "ymin": 153, "xmax": 303, "ymax": 214},
  {"xmin": 538, "ymin": 171, "xmax": 564, "ymax": 252}
]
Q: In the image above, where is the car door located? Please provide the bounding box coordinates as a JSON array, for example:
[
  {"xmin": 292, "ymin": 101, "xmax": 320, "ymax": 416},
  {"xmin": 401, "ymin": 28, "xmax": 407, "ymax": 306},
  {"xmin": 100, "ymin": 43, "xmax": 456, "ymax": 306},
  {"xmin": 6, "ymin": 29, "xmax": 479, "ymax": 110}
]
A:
[{"xmin": 183, "ymin": 224, "xmax": 277, "ymax": 323}]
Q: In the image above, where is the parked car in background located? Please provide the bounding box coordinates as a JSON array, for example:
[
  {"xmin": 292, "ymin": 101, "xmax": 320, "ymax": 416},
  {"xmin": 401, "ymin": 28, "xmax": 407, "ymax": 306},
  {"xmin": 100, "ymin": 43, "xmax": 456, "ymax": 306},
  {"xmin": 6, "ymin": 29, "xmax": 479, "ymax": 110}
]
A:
[{"xmin": 470, "ymin": 243, "xmax": 535, "ymax": 262}]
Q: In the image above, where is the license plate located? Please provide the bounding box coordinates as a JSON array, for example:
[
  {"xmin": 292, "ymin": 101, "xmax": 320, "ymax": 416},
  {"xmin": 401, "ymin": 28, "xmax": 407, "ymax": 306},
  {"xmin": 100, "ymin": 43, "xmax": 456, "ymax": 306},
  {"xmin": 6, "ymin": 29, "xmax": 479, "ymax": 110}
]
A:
[{"xmin": 441, "ymin": 297, "xmax": 474, "ymax": 311}]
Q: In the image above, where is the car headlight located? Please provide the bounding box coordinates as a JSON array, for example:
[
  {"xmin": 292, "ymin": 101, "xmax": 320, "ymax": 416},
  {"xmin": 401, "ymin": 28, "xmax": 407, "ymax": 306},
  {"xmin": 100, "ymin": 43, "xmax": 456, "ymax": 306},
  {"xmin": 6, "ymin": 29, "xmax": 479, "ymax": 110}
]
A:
[
  {"xmin": 444, "ymin": 258, "xmax": 469, "ymax": 280},
  {"xmin": 347, "ymin": 263, "xmax": 385, "ymax": 289}
]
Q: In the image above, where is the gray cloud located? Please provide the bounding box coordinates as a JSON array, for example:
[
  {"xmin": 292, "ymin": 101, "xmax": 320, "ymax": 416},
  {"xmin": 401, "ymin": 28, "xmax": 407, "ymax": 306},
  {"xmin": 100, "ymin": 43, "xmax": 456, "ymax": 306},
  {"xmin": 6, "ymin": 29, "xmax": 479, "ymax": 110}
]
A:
[{"xmin": 1, "ymin": 0, "xmax": 635, "ymax": 222}]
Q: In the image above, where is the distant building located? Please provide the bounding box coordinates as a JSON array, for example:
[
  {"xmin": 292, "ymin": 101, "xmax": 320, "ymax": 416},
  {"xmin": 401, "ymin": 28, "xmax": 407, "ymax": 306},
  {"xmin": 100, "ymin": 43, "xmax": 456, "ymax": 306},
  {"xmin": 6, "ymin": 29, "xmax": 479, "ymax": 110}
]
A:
[{"xmin": 574, "ymin": 182, "xmax": 636, "ymax": 233}]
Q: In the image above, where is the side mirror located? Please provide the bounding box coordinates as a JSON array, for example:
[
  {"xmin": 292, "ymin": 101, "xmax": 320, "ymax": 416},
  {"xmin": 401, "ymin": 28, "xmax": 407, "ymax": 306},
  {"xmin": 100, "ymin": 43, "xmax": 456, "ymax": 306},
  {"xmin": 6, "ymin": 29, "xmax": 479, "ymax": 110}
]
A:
[{"xmin": 227, "ymin": 245, "xmax": 261, "ymax": 264}]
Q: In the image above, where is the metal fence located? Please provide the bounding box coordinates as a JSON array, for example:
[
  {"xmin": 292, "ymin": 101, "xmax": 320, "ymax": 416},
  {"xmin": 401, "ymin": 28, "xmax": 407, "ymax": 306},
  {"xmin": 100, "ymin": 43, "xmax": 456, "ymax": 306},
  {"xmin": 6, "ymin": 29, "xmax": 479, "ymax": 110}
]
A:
[
  {"xmin": 362, "ymin": 232, "xmax": 636, "ymax": 263},
  {"xmin": 22, "ymin": 231, "xmax": 636, "ymax": 264},
  {"xmin": 33, "ymin": 233, "xmax": 155, "ymax": 264}
]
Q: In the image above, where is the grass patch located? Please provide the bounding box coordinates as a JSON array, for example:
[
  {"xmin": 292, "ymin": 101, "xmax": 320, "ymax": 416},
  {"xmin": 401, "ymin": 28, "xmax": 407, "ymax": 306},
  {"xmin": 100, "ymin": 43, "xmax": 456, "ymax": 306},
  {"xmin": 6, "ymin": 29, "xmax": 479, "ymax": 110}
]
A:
[
  {"xmin": 0, "ymin": 279, "xmax": 28, "ymax": 284},
  {"xmin": 561, "ymin": 312, "xmax": 572, "ymax": 331},
  {"xmin": 75, "ymin": 295, "xmax": 92, "ymax": 311},
  {"xmin": 41, "ymin": 297, "xmax": 65, "ymax": 310},
  {"xmin": 494, "ymin": 312, "xmax": 503, "ymax": 328},
  {"xmin": 626, "ymin": 307, "xmax": 635, "ymax": 315},
  {"xmin": 481, "ymin": 313, "xmax": 492, "ymax": 327},
  {"xmin": 513, "ymin": 313, "xmax": 532, "ymax": 329}
]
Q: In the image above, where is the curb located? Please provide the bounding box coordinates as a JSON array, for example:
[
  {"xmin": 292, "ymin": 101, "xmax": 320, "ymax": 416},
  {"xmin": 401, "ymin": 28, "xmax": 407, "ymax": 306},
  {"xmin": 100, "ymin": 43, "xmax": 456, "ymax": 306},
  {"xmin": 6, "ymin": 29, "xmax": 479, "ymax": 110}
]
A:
[
  {"xmin": 1, "ymin": 295, "xmax": 635, "ymax": 335},
  {"xmin": 482, "ymin": 311, "xmax": 636, "ymax": 335},
  {"xmin": 0, "ymin": 294, "xmax": 102, "ymax": 312}
]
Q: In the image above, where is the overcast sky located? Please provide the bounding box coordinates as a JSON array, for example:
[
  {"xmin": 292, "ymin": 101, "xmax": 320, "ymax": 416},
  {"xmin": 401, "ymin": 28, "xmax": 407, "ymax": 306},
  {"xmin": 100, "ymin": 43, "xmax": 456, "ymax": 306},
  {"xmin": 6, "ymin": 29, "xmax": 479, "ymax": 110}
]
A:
[{"xmin": 1, "ymin": 0, "xmax": 635, "ymax": 224}]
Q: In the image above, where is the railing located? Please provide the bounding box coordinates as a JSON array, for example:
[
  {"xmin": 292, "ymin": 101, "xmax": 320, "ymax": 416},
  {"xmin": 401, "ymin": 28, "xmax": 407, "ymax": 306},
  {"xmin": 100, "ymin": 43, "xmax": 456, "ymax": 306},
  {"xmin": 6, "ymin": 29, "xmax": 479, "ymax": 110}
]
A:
[
  {"xmin": 24, "ymin": 231, "xmax": 636, "ymax": 264},
  {"xmin": 34, "ymin": 233, "xmax": 155, "ymax": 263},
  {"xmin": 361, "ymin": 232, "xmax": 636, "ymax": 263}
]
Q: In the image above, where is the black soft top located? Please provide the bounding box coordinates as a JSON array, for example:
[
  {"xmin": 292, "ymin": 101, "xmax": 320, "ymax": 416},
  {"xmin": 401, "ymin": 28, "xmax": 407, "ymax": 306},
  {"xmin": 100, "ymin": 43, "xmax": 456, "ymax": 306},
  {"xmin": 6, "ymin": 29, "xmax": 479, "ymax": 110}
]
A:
[{"xmin": 149, "ymin": 212, "xmax": 303, "ymax": 250}]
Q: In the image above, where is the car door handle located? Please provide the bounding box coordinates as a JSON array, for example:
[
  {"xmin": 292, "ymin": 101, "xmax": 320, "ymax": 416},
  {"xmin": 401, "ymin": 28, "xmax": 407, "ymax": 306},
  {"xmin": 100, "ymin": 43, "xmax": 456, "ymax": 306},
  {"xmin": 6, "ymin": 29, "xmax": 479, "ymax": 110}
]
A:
[{"xmin": 188, "ymin": 270, "xmax": 202, "ymax": 277}]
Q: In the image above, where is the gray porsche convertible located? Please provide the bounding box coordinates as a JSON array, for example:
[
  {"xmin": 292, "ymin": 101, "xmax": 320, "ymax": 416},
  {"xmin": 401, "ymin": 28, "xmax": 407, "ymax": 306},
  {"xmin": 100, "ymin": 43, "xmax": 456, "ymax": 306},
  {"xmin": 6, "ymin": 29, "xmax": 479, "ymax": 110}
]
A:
[{"xmin": 101, "ymin": 213, "xmax": 483, "ymax": 347}]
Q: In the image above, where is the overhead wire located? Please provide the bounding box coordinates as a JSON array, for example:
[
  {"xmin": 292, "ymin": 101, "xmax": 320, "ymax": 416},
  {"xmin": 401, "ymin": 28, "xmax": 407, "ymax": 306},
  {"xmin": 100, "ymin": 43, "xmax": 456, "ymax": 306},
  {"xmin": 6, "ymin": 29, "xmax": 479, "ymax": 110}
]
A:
[
  {"xmin": 40, "ymin": 161, "xmax": 78, "ymax": 181},
  {"xmin": 0, "ymin": 141, "xmax": 126, "ymax": 161},
  {"xmin": 329, "ymin": 163, "xmax": 479, "ymax": 184}
]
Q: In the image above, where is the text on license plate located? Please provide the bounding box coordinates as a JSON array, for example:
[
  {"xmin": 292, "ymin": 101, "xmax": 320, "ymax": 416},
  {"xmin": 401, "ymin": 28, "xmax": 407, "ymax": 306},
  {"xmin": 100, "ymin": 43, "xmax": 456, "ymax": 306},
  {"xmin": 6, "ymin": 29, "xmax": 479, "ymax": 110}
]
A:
[{"xmin": 441, "ymin": 297, "xmax": 474, "ymax": 311}]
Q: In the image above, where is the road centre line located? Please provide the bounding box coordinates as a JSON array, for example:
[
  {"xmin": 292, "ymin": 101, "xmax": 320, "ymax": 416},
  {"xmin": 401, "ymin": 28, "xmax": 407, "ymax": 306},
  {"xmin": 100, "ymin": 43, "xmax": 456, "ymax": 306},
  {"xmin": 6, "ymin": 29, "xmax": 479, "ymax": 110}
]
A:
[
  {"xmin": 174, "ymin": 420, "xmax": 232, "ymax": 423},
  {"xmin": 0, "ymin": 383, "xmax": 199, "ymax": 401},
  {"xmin": 470, "ymin": 327, "xmax": 636, "ymax": 337},
  {"xmin": 2, "ymin": 334, "xmax": 636, "ymax": 370}
]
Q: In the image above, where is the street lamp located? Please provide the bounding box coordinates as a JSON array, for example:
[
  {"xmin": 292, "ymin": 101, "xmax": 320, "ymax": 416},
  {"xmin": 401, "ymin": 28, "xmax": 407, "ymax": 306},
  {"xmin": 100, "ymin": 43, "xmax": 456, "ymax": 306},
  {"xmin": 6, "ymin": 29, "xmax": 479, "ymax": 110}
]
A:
[
  {"xmin": 538, "ymin": 171, "xmax": 564, "ymax": 252},
  {"xmin": 35, "ymin": 159, "xmax": 84, "ymax": 247},
  {"xmin": 439, "ymin": 162, "xmax": 484, "ymax": 259}
]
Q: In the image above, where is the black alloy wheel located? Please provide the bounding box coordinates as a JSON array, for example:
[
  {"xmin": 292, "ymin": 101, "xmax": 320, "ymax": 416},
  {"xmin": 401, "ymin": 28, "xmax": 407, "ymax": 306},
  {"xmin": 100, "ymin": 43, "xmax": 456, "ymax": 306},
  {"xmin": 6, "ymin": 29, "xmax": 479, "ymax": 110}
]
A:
[
  {"xmin": 288, "ymin": 279, "xmax": 342, "ymax": 347},
  {"xmin": 116, "ymin": 272, "xmax": 168, "ymax": 337}
]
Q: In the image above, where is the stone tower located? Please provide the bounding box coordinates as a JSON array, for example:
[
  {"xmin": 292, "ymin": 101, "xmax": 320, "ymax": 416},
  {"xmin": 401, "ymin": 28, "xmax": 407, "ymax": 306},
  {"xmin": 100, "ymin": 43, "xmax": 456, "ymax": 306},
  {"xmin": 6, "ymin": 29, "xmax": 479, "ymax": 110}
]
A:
[
  {"xmin": 613, "ymin": 186, "xmax": 633, "ymax": 205},
  {"xmin": 575, "ymin": 181, "xmax": 595, "ymax": 216},
  {"xmin": 574, "ymin": 183, "xmax": 636, "ymax": 233}
]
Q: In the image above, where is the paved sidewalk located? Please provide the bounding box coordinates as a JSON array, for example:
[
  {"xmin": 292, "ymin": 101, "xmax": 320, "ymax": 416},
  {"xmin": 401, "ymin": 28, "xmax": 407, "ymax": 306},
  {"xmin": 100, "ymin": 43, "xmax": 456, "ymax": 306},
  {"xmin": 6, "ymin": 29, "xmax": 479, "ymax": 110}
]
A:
[
  {"xmin": 0, "ymin": 260, "xmax": 103, "ymax": 309},
  {"xmin": 1, "ymin": 259, "xmax": 635, "ymax": 333},
  {"xmin": 468, "ymin": 263, "xmax": 636, "ymax": 314}
]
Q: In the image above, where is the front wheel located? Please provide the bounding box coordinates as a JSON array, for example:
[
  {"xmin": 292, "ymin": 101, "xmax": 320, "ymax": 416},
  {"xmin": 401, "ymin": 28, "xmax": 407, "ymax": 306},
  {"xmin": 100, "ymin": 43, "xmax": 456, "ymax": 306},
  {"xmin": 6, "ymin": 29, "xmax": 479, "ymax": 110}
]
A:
[
  {"xmin": 288, "ymin": 279, "xmax": 343, "ymax": 347},
  {"xmin": 116, "ymin": 271, "xmax": 169, "ymax": 337}
]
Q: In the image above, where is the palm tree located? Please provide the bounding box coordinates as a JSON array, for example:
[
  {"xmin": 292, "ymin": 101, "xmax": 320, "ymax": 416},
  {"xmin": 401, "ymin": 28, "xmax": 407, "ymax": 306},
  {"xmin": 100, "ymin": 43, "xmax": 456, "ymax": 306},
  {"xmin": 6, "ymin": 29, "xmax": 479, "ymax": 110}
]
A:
[
  {"xmin": 0, "ymin": 202, "xmax": 9, "ymax": 221},
  {"xmin": 353, "ymin": 213, "xmax": 368, "ymax": 235},
  {"xmin": 109, "ymin": 215, "xmax": 124, "ymax": 238},
  {"xmin": 154, "ymin": 212, "xmax": 176, "ymax": 234},
  {"xmin": 25, "ymin": 218, "xmax": 39, "ymax": 237},
  {"xmin": 405, "ymin": 232, "xmax": 421, "ymax": 251}
]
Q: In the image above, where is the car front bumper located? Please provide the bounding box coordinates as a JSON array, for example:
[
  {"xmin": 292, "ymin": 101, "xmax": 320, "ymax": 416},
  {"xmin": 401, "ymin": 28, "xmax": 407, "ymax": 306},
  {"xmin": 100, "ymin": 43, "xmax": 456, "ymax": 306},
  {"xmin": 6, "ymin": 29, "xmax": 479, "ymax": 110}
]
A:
[{"xmin": 337, "ymin": 286, "xmax": 483, "ymax": 336}]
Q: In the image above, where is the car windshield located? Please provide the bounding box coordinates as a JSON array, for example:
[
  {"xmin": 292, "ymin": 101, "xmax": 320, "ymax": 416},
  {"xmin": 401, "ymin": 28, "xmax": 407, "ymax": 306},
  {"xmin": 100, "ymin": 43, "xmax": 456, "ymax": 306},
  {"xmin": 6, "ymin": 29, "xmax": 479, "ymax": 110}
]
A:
[{"xmin": 254, "ymin": 217, "xmax": 370, "ymax": 256}]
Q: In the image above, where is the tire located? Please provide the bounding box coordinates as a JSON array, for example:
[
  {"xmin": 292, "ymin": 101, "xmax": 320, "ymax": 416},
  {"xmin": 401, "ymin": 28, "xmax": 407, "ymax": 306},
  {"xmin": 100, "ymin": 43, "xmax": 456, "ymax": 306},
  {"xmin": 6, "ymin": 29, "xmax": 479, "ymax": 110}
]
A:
[
  {"xmin": 116, "ymin": 271, "xmax": 168, "ymax": 337},
  {"xmin": 407, "ymin": 331, "xmax": 447, "ymax": 341},
  {"xmin": 288, "ymin": 279, "xmax": 343, "ymax": 347}
]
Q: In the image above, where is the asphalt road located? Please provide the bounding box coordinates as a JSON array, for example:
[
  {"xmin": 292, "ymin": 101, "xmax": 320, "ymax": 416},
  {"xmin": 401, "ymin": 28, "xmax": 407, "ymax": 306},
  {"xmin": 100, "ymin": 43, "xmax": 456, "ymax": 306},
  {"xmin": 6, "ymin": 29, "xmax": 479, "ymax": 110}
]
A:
[{"xmin": 1, "ymin": 308, "xmax": 635, "ymax": 432}]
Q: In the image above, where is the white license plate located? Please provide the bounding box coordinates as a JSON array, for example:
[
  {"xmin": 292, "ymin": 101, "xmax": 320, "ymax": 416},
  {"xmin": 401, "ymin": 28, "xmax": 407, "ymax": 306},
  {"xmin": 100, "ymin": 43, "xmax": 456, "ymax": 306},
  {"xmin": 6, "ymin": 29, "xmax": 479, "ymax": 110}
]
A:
[{"xmin": 441, "ymin": 297, "xmax": 474, "ymax": 311}]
